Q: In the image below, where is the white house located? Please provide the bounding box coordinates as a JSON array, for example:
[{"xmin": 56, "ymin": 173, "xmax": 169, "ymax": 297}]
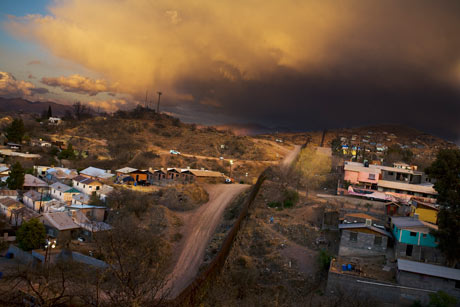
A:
[
  {"xmin": 48, "ymin": 117, "xmax": 62, "ymax": 125},
  {"xmin": 50, "ymin": 182, "xmax": 80, "ymax": 204},
  {"xmin": 23, "ymin": 190, "xmax": 53, "ymax": 212},
  {"xmin": 72, "ymin": 175, "xmax": 103, "ymax": 195}
]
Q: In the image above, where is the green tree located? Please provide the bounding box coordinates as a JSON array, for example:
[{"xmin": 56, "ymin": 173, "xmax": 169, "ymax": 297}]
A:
[
  {"xmin": 57, "ymin": 143, "xmax": 76, "ymax": 160},
  {"xmin": 425, "ymin": 149, "xmax": 460, "ymax": 266},
  {"xmin": 428, "ymin": 290, "xmax": 457, "ymax": 307},
  {"xmin": 16, "ymin": 218, "xmax": 46, "ymax": 251},
  {"xmin": 6, "ymin": 162, "xmax": 25, "ymax": 190},
  {"xmin": 296, "ymin": 145, "xmax": 332, "ymax": 197},
  {"xmin": 47, "ymin": 105, "xmax": 53, "ymax": 118},
  {"xmin": 5, "ymin": 118, "xmax": 25, "ymax": 143}
]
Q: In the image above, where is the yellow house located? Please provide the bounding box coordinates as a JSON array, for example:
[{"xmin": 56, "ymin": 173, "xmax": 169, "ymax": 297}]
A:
[{"xmin": 410, "ymin": 199, "xmax": 439, "ymax": 225}]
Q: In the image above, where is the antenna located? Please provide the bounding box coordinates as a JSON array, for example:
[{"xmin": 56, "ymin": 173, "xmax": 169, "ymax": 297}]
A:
[{"xmin": 156, "ymin": 91, "xmax": 162, "ymax": 113}]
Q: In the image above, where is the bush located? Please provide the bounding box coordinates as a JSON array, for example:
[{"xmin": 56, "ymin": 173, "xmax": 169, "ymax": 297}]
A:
[
  {"xmin": 318, "ymin": 249, "xmax": 332, "ymax": 271},
  {"xmin": 16, "ymin": 218, "xmax": 46, "ymax": 251},
  {"xmin": 268, "ymin": 202, "xmax": 282, "ymax": 208},
  {"xmin": 428, "ymin": 291, "xmax": 457, "ymax": 307}
]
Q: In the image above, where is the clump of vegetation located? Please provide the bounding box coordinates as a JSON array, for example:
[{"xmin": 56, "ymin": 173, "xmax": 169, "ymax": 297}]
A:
[
  {"xmin": 428, "ymin": 290, "xmax": 457, "ymax": 307},
  {"xmin": 16, "ymin": 218, "xmax": 46, "ymax": 251},
  {"xmin": 158, "ymin": 183, "xmax": 209, "ymax": 211},
  {"xmin": 296, "ymin": 145, "xmax": 332, "ymax": 197},
  {"xmin": 5, "ymin": 118, "xmax": 25, "ymax": 143},
  {"xmin": 6, "ymin": 162, "xmax": 25, "ymax": 190},
  {"xmin": 318, "ymin": 249, "xmax": 332, "ymax": 272}
]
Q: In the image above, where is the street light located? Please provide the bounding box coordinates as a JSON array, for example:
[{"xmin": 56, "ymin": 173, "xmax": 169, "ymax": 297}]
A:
[{"xmin": 44, "ymin": 239, "xmax": 57, "ymax": 265}]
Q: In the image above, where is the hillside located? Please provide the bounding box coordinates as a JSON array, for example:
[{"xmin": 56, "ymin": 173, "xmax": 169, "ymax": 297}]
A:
[
  {"xmin": 0, "ymin": 97, "xmax": 73, "ymax": 116},
  {"xmin": 17, "ymin": 107, "xmax": 293, "ymax": 183}
]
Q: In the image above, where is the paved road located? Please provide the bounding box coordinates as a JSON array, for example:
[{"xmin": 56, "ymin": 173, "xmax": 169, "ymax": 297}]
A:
[{"xmin": 167, "ymin": 184, "xmax": 249, "ymax": 297}]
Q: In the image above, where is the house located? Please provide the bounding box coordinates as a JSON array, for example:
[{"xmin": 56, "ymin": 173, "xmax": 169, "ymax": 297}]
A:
[
  {"xmin": 40, "ymin": 212, "xmax": 80, "ymax": 243},
  {"xmin": 6, "ymin": 142, "xmax": 21, "ymax": 150},
  {"xmin": 0, "ymin": 149, "xmax": 41, "ymax": 160},
  {"xmin": 377, "ymin": 180, "xmax": 437, "ymax": 202},
  {"xmin": 48, "ymin": 117, "xmax": 62, "ymax": 125},
  {"xmin": 149, "ymin": 169, "xmax": 167, "ymax": 181},
  {"xmin": 72, "ymin": 210, "xmax": 110, "ymax": 242},
  {"xmin": 34, "ymin": 165, "xmax": 53, "ymax": 177},
  {"xmin": 69, "ymin": 200, "xmax": 106, "ymax": 222},
  {"xmin": 116, "ymin": 167, "xmax": 149, "ymax": 184},
  {"xmin": 72, "ymin": 175, "xmax": 102, "ymax": 195},
  {"xmin": 338, "ymin": 222, "xmax": 392, "ymax": 257},
  {"xmin": 181, "ymin": 169, "xmax": 226, "ymax": 182},
  {"xmin": 23, "ymin": 190, "xmax": 52, "ymax": 212},
  {"xmin": 46, "ymin": 200, "xmax": 67, "ymax": 213},
  {"xmin": 343, "ymin": 161, "xmax": 381, "ymax": 190},
  {"xmin": 71, "ymin": 193, "xmax": 90, "ymax": 206},
  {"xmin": 96, "ymin": 184, "xmax": 114, "ymax": 202},
  {"xmin": 80, "ymin": 167, "xmax": 114, "ymax": 181},
  {"xmin": 167, "ymin": 168, "xmax": 182, "ymax": 180},
  {"xmin": 46, "ymin": 167, "xmax": 78, "ymax": 184},
  {"xmin": 391, "ymin": 216, "xmax": 443, "ymax": 263},
  {"xmin": 50, "ymin": 182, "xmax": 80, "ymax": 204},
  {"xmin": 10, "ymin": 207, "xmax": 40, "ymax": 226},
  {"xmin": 397, "ymin": 259, "xmax": 460, "ymax": 302},
  {"xmin": 0, "ymin": 189, "xmax": 18, "ymax": 201},
  {"xmin": 23, "ymin": 174, "xmax": 49, "ymax": 193},
  {"xmin": 0, "ymin": 197, "xmax": 24, "ymax": 222},
  {"xmin": 0, "ymin": 165, "xmax": 9, "ymax": 178},
  {"xmin": 409, "ymin": 199, "xmax": 439, "ymax": 224}
]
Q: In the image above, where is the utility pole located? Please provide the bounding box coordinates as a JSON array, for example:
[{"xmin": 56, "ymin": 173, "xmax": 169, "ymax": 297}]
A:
[{"xmin": 156, "ymin": 91, "xmax": 162, "ymax": 113}]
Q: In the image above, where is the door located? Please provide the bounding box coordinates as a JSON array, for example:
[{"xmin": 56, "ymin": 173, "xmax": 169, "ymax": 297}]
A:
[{"xmin": 406, "ymin": 244, "xmax": 413, "ymax": 257}]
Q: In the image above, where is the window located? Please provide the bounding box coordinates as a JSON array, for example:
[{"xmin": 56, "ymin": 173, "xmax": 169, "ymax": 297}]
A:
[
  {"xmin": 368, "ymin": 173, "xmax": 376, "ymax": 180},
  {"xmin": 96, "ymin": 186, "xmax": 100, "ymax": 190},
  {"xmin": 349, "ymin": 232, "xmax": 358, "ymax": 242},
  {"xmin": 410, "ymin": 232, "xmax": 417, "ymax": 237},
  {"xmin": 374, "ymin": 236, "xmax": 382, "ymax": 246},
  {"xmin": 388, "ymin": 172, "xmax": 394, "ymax": 176},
  {"xmin": 456, "ymin": 281, "xmax": 460, "ymax": 289}
]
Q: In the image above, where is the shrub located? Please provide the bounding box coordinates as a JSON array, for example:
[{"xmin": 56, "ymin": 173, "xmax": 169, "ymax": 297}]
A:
[{"xmin": 318, "ymin": 249, "xmax": 332, "ymax": 271}]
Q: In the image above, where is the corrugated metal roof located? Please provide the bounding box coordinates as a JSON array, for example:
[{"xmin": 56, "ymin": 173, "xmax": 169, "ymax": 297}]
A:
[
  {"xmin": 80, "ymin": 167, "xmax": 114, "ymax": 179},
  {"xmin": 398, "ymin": 259, "xmax": 460, "ymax": 281},
  {"xmin": 391, "ymin": 217, "xmax": 437, "ymax": 231},
  {"xmin": 339, "ymin": 223, "xmax": 392, "ymax": 237},
  {"xmin": 378, "ymin": 180, "xmax": 437, "ymax": 195},
  {"xmin": 24, "ymin": 174, "xmax": 48, "ymax": 187},
  {"xmin": 42, "ymin": 212, "xmax": 80, "ymax": 231},
  {"xmin": 50, "ymin": 182, "xmax": 73, "ymax": 193},
  {"xmin": 116, "ymin": 167, "xmax": 138, "ymax": 174}
]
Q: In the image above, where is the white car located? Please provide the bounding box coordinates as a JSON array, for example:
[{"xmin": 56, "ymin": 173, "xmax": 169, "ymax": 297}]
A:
[
  {"xmin": 219, "ymin": 156, "xmax": 224, "ymax": 160},
  {"xmin": 170, "ymin": 150, "xmax": 181, "ymax": 155}
]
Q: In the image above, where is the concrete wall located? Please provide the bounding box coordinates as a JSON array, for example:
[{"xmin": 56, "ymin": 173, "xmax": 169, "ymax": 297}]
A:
[
  {"xmin": 327, "ymin": 270, "xmax": 438, "ymax": 306},
  {"xmin": 339, "ymin": 230, "xmax": 388, "ymax": 257},
  {"xmin": 394, "ymin": 241, "xmax": 445, "ymax": 265},
  {"xmin": 397, "ymin": 270, "xmax": 460, "ymax": 302}
]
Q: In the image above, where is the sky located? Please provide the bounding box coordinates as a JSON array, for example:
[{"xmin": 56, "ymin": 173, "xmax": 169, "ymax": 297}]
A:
[{"xmin": 0, "ymin": 0, "xmax": 460, "ymax": 143}]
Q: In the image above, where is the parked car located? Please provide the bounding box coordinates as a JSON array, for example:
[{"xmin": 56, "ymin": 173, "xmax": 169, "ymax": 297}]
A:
[
  {"xmin": 170, "ymin": 150, "xmax": 181, "ymax": 155},
  {"xmin": 225, "ymin": 178, "xmax": 234, "ymax": 184},
  {"xmin": 219, "ymin": 156, "xmax": 224, "ymax": 160}
]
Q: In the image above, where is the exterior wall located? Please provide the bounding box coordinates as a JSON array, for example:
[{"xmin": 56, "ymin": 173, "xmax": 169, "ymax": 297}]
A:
[
  {"xmin": 392, "ymin": 225, "xmax": 437, "ymax": 248},
  {"xmin": 344, "ymin": 170, "xmax": 359, "ymax": 184},
  {"xmin": 411, "ymin": 207, "xmax": 437, "ymax": 224},
  {"xmin": 357, "ymin": 172, "xmax": 379, "ymax": 184},
  {"xmin": 326, "ymin": 271, "xmax": 405, "ymax": 305},
  {"xmin": 73, "ymin": 180, "xmax": 102, "ymax": 195},
  {"xmin": 397, "ymin": 271, "xmax": 460, "ymax": 301},
  {"xmin": 339, "ymin": 230, "xmax": 388, "ymax": 256},
  {"xmin": 394, "ymin": 241, "xmax": 445, "ymax": 264},
  {"xmin": 129, "ymin": 172, "xmax": 148, "ymax": 182},
  {"xmin": 79, "ymin": 208, "xmax": 105, "ymax": 222}
]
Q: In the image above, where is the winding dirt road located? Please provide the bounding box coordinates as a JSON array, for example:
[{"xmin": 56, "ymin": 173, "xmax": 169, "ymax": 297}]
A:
[
  {"xmin": 281, "ymin": 145, "xmax": 301, "ymax": 168},
  {"xmin": 167, "ymin": 184, "xmax": 249, "ymax": 297}
]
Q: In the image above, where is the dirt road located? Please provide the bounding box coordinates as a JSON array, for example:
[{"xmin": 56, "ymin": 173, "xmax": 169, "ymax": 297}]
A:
[
  {"xmin": 167, "ymin": 184, "xmax": 249, "ymax": 297},
  {"xmin": 280, "ymin": 145, "xmax": 301, "ymax": 168}
]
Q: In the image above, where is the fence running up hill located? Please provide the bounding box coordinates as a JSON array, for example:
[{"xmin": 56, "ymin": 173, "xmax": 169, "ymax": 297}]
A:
[{"xmin": 168, "ymin": 168, "xmax": 271, "ymax": 306}]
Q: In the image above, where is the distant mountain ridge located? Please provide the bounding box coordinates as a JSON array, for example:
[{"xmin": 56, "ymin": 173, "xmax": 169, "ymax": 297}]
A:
[{"xmin": 0, "ymin": 97, "xmax": 73, "ymax": 116}]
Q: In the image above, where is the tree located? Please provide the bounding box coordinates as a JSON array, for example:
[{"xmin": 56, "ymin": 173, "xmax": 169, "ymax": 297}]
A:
[
  {"xmin": 330, "ymin": 137, "xmax": 343, "ymax": 156},
  {"xmin": 47, "ymin": 105, "xmax": 53, "ymax": 118},
  {"xmin": 296, "ymin": 145, "xmax": 332, "ymax": 197},
  {"xmin": 73, "ymin": 101, "xmax": 92, "ymax": 120},
  {"xmin": 57, "ymin": 143, "xmax": 76, "ymax": 160},
  {"xmin": 92, "ymin": 214, "xmax": 171, "ymax": 306},
  {"xmin": 16, "ymin": 218, "xmax": 46, "ymax": 251},
  {"xmin": 384, "ymin": 144, "xmax": 413, "ymax": 165},
  {"xmin": 6, "ymin": 162, "xmax": 25, "ymax": 190},
  {"xmin": 428, "ymin": 290, "xmax": 457, "ymax": 307},
  {"xmin": 425, "ymin": 149, "xmax": 460, "ymax": 266},
  {"xmin": 5, "ymin": 118, "xmax": 25, "ymax": 143}
]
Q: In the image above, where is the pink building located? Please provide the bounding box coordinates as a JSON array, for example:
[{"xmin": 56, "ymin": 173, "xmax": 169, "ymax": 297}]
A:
[{"xmin": 343, "ymin": 162, "xmax": 381, "ymax": 189}]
